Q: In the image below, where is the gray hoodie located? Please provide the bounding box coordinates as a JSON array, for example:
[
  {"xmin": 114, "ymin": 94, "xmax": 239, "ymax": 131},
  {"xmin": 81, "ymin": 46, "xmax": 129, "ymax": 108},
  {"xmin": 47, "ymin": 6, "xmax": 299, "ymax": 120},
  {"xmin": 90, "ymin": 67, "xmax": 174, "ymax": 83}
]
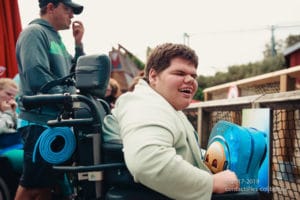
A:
[
  {"xmin": 0, "ymin": 110, "xmax": 17, "ymax": 134},
  {"xmin": 16, "ymin": 19, "xmax": 84, "ymax": 125}
]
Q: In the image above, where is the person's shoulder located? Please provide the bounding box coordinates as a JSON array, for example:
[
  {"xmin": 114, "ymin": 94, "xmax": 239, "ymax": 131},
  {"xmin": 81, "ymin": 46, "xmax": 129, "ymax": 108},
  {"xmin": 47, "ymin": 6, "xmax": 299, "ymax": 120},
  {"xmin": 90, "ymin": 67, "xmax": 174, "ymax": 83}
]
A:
[
  {"xmin": 19, "ymin": 26, "xmax": 42, "ymax": 39},
  {"xmin": 20, "ymin": 19, "xmax": 48, "ymax": 36},
  {"xmin": 18, "ymin": 25, "xmax": 50, "ymax": 47},
  {"xmin": 117, "ymin": 89, "xmax": 174, "ymax": 117}
]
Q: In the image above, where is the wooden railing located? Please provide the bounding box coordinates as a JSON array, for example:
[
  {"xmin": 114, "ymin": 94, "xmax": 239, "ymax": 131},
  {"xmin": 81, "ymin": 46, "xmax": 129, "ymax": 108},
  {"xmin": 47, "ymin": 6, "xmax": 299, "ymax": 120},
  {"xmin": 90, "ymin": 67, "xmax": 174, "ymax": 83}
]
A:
[{"xmin": 203, "ymin": 65, "xmax": 300, "ymax": 101}]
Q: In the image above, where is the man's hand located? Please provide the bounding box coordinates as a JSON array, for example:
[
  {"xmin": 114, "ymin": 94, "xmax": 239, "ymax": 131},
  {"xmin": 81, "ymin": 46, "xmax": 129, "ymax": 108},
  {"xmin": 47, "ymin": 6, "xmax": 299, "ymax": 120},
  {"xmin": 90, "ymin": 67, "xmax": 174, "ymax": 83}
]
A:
[
  {"xmin": 72, "ymin": 21, "xmax": 84, "ymax": 46},
  {"xmin": 212, "ymin": 170, "xmax": 240, "ymax": 193}
]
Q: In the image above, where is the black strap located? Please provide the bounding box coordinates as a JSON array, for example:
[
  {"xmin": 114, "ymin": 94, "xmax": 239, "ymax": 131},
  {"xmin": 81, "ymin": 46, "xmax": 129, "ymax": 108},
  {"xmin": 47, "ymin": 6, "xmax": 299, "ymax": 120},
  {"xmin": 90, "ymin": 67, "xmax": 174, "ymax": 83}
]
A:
[
  {"xmin": 19, "ymin": 110, "xmax": 56, "ymax": 125},
  {"xmin": 38, "ymin": 73, "xmax": 75, "ymax": 94}
]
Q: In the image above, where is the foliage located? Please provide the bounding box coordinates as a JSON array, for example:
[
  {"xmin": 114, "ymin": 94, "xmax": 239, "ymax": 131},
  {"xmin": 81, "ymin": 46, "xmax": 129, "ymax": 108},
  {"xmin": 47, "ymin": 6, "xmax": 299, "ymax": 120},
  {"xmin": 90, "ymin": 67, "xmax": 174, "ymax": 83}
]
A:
[
  {"xmin": 194, "ymin": 87, "xmax": 204, "ymax": 101},
  {"xmin": 263, "ymin": 39, "xmax": 284, "ymax": 58},
  {"xmin": 195, "ymin": 54, "xmax": 286, "ymax": 96},
  {"xmin": 285, "ymin": 35, "xmax": 300, "ymax": 47},
  {"xmin": 127, "ymin": 53, "xmax": 145, "ymax": 70},
  {"xmin": 193, "ymin": 34, "xmax": 300, "ymax": 101}
]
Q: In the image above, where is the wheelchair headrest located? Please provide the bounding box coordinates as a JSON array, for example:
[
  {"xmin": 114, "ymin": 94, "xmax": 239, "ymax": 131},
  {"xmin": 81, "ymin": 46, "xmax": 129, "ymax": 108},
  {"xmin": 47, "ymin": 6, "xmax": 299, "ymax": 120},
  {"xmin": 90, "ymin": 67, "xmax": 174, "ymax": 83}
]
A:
[{"xmin": 75, "ymin": 54, "xmax": 112, "ymax": 98}]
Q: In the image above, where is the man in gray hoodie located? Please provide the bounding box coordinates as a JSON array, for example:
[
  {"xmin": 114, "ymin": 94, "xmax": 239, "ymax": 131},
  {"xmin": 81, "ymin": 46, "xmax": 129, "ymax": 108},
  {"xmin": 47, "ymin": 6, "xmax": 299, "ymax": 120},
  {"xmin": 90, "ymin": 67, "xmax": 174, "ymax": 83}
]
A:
[{"xmin": 15, "ymin": 1, "xmax": 84, "ymax": 199}]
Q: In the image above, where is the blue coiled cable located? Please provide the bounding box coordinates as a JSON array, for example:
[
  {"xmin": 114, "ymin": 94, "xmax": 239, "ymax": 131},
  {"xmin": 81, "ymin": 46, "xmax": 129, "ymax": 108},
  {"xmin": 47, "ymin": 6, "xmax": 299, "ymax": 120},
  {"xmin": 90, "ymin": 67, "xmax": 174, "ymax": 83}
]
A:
[{"xmin": 32, "ymin": 127, "xmax": 76, "ymax": 164}]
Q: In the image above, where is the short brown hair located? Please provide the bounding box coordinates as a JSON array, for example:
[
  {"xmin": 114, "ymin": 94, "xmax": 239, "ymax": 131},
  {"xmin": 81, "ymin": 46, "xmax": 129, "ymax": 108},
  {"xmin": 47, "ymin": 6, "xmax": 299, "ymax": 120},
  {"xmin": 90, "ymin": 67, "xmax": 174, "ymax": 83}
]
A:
[{"xmin": 144, "ymin": 43, "xmax": 198, "ymax": 82}]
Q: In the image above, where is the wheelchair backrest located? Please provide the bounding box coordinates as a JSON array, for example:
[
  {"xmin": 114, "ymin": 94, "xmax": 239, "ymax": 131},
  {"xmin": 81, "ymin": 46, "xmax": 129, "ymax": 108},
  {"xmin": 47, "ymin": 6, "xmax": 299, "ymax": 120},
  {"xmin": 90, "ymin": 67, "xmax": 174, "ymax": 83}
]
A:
[
  {"xmin": 75, "ymin": 54, "xmax": 111, "ymax": 99},
  {"xmin": 72, "ymin": 54, "xmax": 112, "ymax": 136}
]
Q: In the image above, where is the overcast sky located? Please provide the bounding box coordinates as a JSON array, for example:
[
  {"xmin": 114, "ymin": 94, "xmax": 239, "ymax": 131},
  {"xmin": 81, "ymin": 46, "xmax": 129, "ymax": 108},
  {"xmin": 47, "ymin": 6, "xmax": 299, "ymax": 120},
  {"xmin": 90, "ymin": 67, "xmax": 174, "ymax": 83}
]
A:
[{"xmin": 18, "ymin": 0, "xmax": 300, "ymax": 76}]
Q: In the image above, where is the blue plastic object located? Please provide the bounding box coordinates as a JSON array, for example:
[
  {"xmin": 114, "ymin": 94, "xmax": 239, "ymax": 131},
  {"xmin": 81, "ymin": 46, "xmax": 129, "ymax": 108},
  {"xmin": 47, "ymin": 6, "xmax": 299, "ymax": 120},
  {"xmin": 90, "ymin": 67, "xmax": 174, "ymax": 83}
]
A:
[
  {"xmin": 32, "ymin": 127, "xmax": 76, "ymax": 164},
  {"xmin": 204, "ymin": 120, "xmax": 267, "ymax": 190},
  {"xmin": 0, "ymin": 132, "xmax": 22, "ymax": 149},
  {"xmin": 2, "ymin": 149, "xmax": 23, "ymax": 172}
]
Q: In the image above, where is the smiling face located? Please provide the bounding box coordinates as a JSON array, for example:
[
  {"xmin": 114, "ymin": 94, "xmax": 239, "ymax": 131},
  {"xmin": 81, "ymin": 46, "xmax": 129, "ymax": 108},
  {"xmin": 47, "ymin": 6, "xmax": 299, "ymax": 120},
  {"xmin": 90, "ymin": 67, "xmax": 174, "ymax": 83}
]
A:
[{"xmin": 149, "ymin": 57, "xmax": 198, "ymax": 110}]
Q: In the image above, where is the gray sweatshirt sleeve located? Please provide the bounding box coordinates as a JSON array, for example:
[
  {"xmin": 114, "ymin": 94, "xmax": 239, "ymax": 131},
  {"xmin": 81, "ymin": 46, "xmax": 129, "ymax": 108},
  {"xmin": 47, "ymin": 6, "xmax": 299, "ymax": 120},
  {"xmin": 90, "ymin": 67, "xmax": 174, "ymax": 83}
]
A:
[{"xmin": 0, "ymin": 111, "xmax": 17, "ymax": 134}]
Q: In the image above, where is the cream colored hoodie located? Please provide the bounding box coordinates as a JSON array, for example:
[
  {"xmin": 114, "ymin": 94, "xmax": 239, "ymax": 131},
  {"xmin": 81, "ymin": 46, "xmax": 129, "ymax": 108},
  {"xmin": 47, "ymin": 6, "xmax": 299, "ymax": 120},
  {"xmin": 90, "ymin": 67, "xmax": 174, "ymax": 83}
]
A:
[{"xmin": 111, "ymin": 79, "xmax": 213, "ymax": 200}]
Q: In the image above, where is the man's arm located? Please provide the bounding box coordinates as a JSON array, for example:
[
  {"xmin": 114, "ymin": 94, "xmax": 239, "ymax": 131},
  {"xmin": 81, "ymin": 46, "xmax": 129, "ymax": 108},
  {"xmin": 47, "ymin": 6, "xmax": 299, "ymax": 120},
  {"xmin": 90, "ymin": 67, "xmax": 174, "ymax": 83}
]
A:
[{"xmin": 72, "ymin": 21, "xmax": 85, "ymax": 66}]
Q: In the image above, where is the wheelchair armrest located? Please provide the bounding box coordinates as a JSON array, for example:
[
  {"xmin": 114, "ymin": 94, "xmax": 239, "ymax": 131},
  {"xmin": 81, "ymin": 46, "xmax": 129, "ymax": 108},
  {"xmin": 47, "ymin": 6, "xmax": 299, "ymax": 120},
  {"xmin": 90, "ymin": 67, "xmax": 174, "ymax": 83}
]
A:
[
  {"xmin": 102, "ymin": 141, "xmax": 123, "ymax": 152},
  {"xmin": 102, "ymin": 141, "xmax": 124, "ymax": 163}
]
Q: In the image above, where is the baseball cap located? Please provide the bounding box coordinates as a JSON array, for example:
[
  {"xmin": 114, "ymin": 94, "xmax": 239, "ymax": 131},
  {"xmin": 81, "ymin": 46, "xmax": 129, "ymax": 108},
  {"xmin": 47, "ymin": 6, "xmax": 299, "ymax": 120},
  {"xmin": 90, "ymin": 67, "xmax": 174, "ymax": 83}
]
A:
[{"xmin": 39, "ymin": 0, "xmax": 83, "ymax": 15}]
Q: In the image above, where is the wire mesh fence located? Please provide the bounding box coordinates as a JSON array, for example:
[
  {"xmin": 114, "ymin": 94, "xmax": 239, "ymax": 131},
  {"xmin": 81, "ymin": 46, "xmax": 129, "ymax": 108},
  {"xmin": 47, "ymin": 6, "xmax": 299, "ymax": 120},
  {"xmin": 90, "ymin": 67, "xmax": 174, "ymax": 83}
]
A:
[
  {"xmin": 184, "ymin": 92, "xmax": 300, "ymax": 200},
  {"xmin": 271, "ymin": 108, "xmax": 300, "ymax": 200}
]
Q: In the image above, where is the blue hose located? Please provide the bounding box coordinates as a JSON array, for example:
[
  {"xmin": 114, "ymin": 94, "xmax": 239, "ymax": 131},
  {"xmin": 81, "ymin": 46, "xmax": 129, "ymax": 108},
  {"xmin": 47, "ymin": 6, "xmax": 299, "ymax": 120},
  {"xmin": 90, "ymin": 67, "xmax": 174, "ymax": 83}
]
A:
[{"xmin": 32, "ymin": 127, "xmax": 76, "ymax": 164}]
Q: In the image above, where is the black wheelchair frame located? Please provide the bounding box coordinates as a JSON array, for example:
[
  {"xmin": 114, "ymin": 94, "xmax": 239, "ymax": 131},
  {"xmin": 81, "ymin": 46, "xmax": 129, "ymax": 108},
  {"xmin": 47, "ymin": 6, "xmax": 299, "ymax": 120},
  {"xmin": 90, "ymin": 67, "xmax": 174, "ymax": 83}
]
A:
[{"xmin": 19, "ymin": 54, "xmax": 261, "ymax": 200}]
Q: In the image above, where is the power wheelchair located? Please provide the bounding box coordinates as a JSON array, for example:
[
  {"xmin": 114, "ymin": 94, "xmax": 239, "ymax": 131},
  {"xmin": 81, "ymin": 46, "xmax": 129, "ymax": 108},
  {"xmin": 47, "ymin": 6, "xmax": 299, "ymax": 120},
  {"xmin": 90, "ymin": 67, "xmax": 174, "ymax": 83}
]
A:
[{"xmin": 19, "ymin": 54, "xmax": 264, "ymax": 200}]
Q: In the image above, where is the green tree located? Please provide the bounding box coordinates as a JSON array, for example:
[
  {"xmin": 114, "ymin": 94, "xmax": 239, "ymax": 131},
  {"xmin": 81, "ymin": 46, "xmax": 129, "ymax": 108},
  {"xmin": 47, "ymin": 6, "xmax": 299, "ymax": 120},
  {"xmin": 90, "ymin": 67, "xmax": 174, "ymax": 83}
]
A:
[
  {"xmin": 194, "ymin": 87, "xmax": 204, "ymax": 101},
  {"xmin": 193, "ymin": 34, "xmax": 296, "ymax": 101},
  {"xmin": 263, "ymin": 39, "xmax": 284, "ymax": 58},
  {"xmin": 285, "ymin": 35, "xmax": 300, "ymax": 47}
]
